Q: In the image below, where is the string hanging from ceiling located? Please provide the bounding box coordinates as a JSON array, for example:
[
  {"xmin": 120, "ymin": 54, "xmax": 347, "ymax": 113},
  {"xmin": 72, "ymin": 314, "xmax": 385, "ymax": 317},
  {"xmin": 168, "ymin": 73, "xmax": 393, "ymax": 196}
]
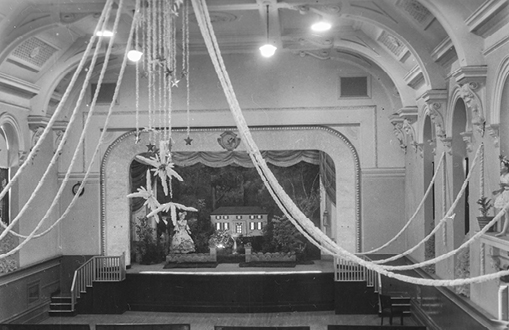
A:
[{"xmin": 127, "ymin": 0, "xmax": 197, "ymax": 225}]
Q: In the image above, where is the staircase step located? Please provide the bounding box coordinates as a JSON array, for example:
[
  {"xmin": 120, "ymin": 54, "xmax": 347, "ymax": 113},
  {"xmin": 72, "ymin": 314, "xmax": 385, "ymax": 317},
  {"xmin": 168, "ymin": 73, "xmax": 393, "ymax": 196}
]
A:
[
  {"xmin": 48, "ymin": 310, "xmax": 76, "ymax": 317},
  {"xmin": 50, "ymin": 303, "xmax": 73, "ymax": 311},
  {"xmin": 51, "ymin": 296, "xmax": 72, "ymax": 303}
]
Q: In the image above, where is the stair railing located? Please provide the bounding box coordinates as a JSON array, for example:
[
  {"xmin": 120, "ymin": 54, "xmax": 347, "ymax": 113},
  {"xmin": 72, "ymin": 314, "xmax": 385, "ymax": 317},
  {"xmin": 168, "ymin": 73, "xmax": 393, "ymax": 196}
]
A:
[
  {"xmin": 70, "ymin": 252, "xmax": 126, "ymax": 311},
  {"xmin": 334, "ymin": 255, "xmax": 379, "ymax": 290}
]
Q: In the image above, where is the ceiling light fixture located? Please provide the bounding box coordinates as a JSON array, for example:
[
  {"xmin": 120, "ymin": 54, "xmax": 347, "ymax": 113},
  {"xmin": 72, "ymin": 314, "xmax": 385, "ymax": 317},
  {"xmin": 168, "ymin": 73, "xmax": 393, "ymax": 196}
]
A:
[
  {"xmin": 127, "ymin": 49, "xmax": 143, "ymax": 62},
  {"xmin": 311, "ymin": 18, "xmax": 331, "ymax": 32},
  {"xmin": 259, "ymin": 5, "xmax": 277, "ymax": 58},
  {"xmin": 96, "ymin": 30, "xmax": 114, "ymax": 37}
]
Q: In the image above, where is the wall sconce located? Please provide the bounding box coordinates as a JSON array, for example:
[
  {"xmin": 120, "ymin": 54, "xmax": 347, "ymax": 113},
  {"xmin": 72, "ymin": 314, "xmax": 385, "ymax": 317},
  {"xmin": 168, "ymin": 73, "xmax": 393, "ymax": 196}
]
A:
[{"xmin": 72, "ymin": 182, "xmax": 85, "ymax": 197}]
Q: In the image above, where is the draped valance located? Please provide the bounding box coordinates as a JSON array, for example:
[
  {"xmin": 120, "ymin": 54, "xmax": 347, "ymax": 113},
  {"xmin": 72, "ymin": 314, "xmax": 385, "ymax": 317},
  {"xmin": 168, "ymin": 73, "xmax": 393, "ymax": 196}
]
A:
[{"xmin": 130, "ymin": 150, "xmax": 336, "ymax": 211}]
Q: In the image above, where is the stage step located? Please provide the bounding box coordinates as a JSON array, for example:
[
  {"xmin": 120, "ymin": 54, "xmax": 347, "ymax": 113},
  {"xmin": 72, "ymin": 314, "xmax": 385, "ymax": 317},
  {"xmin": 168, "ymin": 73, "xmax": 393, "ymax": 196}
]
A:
[{"xmin": 49, "ymin": 295, "xmax": 76, "ymax": 317}]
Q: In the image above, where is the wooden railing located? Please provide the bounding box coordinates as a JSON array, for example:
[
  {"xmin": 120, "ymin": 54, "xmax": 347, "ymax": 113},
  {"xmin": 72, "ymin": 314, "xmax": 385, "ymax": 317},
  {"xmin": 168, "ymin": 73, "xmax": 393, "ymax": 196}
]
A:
[
  {"xmin": 334, "ymin": 255, "xmax": 379, "ymax": 291},
  {"xmin": 70, "ymin": 252, "xmax": 126, "ymax": 311}
]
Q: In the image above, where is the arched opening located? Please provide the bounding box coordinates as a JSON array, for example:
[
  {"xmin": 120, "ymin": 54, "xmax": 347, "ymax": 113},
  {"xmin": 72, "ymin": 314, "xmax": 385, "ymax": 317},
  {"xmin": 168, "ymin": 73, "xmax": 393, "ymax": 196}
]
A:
[
  {"xmin": 128, "ymin": 154, "xmax": 324, "ymax": 265},
  {"xmin": 102, "ymin": 127, "xmax": 358, "ymax": 265},
  {"xmin": 451, "ymin": 99, "xmax": 469, "ymax": 249},
  {"xmin": 0, "ymin": 115, "xmax": 21, "ymax": 274},
  {"xmin": 422, "ymin": 116, "xmax": 435, "ymax": 270},
  {"xmin": 500, "ymin": 76, "xmax": 509, "ymax": 156}
]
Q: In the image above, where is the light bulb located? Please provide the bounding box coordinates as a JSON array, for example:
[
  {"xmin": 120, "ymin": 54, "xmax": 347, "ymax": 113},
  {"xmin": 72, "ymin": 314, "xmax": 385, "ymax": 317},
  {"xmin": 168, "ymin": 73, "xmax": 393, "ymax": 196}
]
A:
[
  {"xmin": 96, "ymin": 30, "xmax": 114, "ymax": 37},
  {"xmin": 259, "ymin": 44, "xmax": 277, "ymax": 58},
  {"xmin": 311, "ymin": 21, "xmax": 331, "ymax": 32},
  {"xmin": 127, "ymin": 49, "xmax": 143, "ymax": 62}
]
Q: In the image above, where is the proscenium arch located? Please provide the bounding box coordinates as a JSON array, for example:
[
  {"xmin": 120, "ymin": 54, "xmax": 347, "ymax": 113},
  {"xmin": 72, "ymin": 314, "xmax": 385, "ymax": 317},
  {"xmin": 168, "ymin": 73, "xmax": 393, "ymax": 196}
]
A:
[{"xmin": 100, "ymin": 126, "xmax": 361, "ymax": 264}]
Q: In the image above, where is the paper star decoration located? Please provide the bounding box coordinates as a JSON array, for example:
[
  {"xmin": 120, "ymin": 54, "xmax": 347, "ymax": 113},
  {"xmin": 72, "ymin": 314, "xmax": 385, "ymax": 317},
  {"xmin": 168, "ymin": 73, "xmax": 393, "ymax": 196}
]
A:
[
  {"xmin": 135, "ymin": 140, "xmax": 183, "ymax": 196},
  {"xmin": 126, "ymin": 169, "xmax": 162, "ymax": 223},
  {"xmin": 147, "ymin": 202, "xmax": 198, "ymax": 226},
  {"xmin": 184, "ymin": 136, "xmax": 193, "ymax": 145}
]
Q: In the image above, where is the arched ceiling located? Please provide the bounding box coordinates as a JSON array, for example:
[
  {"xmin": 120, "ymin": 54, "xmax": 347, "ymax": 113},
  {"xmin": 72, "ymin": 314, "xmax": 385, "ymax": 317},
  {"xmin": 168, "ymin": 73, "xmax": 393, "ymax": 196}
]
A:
[{"xmin": 0, "ymin": 0, "xmax": 495, "ymax": 113}]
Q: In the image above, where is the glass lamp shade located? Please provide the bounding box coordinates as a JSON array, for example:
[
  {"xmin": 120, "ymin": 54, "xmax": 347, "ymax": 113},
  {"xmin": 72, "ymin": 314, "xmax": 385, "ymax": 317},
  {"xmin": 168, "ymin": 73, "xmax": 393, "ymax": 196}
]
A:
[
  {"xmin": 96, "ymin": 30, "xmax": 114, "ymax": 37},
  {"xmin": 127, "ymin": 49, "xmax": 143, "ymax": 62},
  {"xmin": 311, "ymin": 21, "xmax": 331, "ymax": 32},
  {"xmin": 259, "ymin": 43, "xmax": 277, "ymax": 57}
]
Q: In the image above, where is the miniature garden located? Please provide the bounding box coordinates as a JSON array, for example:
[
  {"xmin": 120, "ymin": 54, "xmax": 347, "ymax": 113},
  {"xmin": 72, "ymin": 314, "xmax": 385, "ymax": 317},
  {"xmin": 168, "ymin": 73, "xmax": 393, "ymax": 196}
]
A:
[{"xmin": 129, "ymin": 159, "xmax": 322, "ymax": 267}]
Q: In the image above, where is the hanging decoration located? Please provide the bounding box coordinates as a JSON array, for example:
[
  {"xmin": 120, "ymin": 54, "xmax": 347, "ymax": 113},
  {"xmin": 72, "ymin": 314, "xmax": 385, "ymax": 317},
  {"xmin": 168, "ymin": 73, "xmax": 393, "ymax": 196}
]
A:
[
  {"xmin": 135, "ymin": 140, "xmax": 183, "ymax": 197},
  {"xmin": 127, "ymin": 169, "xmax": 162, "ymax": 223},
  {"xmin": 129, "ymin": 0, "xmax": 196, "ymax": 223}
]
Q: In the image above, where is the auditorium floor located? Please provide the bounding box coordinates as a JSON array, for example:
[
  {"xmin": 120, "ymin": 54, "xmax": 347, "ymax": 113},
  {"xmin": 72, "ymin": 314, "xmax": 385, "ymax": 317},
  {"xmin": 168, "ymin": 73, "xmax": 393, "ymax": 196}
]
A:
[
  {"xmin": 42, "ymin": 310, "xmax": 419, "ymax": 330},
  {"xmin": 41, "ymin": 256, "xmax": 420, "ymax": 329}
]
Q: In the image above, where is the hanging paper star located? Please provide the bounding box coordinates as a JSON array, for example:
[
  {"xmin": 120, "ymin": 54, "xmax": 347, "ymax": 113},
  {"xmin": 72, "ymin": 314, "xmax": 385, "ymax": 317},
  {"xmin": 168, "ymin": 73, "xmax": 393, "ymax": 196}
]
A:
[
  {"xmin": 171, "ymin": 79, "xmax": 180, "ymax": 87},
  {"xmin": 126, "ymin": 169, "xmax": 162, "ymax": 223},
  {"xmin": 184, "ymin": 136, "xmax": 193, "ymax": 145},
  {"xmin": 146, "ymin": 143, "xmax": 156, "ymax": 153},
  {"xmin": 147, "ymin": 202, "xmax": 198, "ymax": 226},
  {"xmin": 135, "ymin": 140, "xmax": 183, "ymax": 196},
  {"xmin": 181, "ymin": 70, "xmax": 188, "ymax": 79}
]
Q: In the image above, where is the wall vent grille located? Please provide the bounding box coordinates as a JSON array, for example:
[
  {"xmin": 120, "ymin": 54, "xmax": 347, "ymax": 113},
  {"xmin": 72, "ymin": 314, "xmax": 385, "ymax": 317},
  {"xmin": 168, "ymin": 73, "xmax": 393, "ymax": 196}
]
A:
[{"xmin": 11, "ymin": 37, "xmax": 58, "ymax": 69}]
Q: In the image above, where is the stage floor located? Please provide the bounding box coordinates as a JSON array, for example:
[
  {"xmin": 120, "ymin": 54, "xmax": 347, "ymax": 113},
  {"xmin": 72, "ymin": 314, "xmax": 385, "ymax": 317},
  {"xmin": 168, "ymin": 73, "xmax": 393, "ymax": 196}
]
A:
[{"xmin": 127, "ymin": 255, "xmax": 335, "ymax": 275}]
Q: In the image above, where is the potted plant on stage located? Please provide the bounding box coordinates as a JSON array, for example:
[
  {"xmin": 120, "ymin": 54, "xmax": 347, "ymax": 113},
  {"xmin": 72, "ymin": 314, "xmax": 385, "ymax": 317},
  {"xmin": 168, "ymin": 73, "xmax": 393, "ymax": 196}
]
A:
[{"xmin": 477, "ymin": 197, "xmax": 494, "ymax": 232}]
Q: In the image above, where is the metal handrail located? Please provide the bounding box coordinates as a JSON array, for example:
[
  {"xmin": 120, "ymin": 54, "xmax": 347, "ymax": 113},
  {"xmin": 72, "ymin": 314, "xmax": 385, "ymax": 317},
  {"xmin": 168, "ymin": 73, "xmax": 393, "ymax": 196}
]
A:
[
  {"xmin": 70, "ymin": 252, "xmax": 126, "ymax": 311},
  {"xmin": 334, "ymin": 255, "xmax": 378, "ymax": 286}
]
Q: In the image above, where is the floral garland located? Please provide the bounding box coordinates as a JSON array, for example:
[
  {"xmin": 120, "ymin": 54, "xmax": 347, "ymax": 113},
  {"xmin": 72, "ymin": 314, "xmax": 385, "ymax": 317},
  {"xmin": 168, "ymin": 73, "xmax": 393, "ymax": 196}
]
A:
[
  {"xmin": 0, "ymin": 0, "xmax": 116, "ymax": 242},
  {"xmin": 191, "ymin": 0, "xmax": 509, "ymax": 287}
]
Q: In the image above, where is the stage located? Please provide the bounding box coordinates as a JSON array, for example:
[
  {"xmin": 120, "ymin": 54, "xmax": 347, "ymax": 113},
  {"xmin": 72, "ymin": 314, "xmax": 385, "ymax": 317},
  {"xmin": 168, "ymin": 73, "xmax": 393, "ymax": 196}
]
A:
[
  {"xmin": 87, "ymin": 256, "xmax": 337, "ymax": 315},
  {"xmin": 126, "ymin": 256, "xmax": 335, "ymax": 275}
]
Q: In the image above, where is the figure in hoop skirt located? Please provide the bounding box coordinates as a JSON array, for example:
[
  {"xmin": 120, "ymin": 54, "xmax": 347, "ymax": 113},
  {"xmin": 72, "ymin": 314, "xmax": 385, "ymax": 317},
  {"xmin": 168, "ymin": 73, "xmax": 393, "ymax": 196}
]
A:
[
  {"xmin": 170, "ymin": 211, "xmax": 195, "ymax": 253},
  {"xmin": 494, "ymin": 156, "xmax": 509, "ymax": 236}
]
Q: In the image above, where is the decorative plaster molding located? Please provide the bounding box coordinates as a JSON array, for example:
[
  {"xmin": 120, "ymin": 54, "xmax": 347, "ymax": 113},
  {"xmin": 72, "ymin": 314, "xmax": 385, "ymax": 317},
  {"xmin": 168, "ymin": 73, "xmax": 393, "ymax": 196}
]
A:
[
  {"xmin": 460, "ymin": 130, "xmax": 474, "ymax": 153},
  {"xmin": 465, "ymin": 0, "xmax": 509, "ymax": 37},
  {"xmin": 487, "ymin": 124, "xmax": 500, "ymax": 148},
  {"xmin": 27, "ymin": 115, "xmax": 49, "ymax": 130},
  {"xmin": 30, "ymin": 127, "xmax": 44, "ymax": 150},
  {"xmin": 431, "ymin": 37, "xmax": 455, "ymax": 63},
  {"xmin": 459, "ymin": 82, "xmax": 486, "ymax": 136},
  {"xmin": 18, "ymin": 151, "xmax": 28, "ymax": 165},
  {"xmin": 389, "ymin": 114, "xmax": 406, "ymax": 153},
  {"xmin": 404, "ymin": 65, "xmax": 424, "ymax": 89},
  {"xmin": 402, "ymin": 119, "xmax": 418, "ymax": 153},
  {"xmin": 397, "ymin": 106, "xmax": 418, "ymax": 124},
  {"xmin": 441, "ymin": 137, "xmax": 453, "ymax": 155},
  {"xmin": 452, "ymin": 65, "xmax": 487, "ymax": 85},
  {"xmin": 52, "ymin": 120, "xmax": 68, "ymax": 154},
  {"xmin": 428, "ymin": 139, "xmax": 436, "ymax": 156},
  {"xmin": 217, "ymin": 130, "xmax": 241, "ymax": 151},
  {"xmin": 100, "ymin": 126, "xmax": 363, "ymax": 255},
  {"xmin": 424, "ymin": 103, "xmax": 447, "ymax": 139},
  {"xmin": 413, "ymin": 142, "xmax": 423, "ymax": 157}
]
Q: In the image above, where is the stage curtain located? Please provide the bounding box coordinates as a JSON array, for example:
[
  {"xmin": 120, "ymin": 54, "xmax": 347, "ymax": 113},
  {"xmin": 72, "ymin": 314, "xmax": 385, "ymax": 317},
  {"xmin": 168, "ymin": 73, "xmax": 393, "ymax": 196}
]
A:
[
  {"xmin": 130, "ymin": 150, "xmax": 336, "ymax": 212},
  {"xmin": 129, "ymin": 159, "xmax": 148, "ymax": 212},
  {"xmin": 171, "ymin": 150, "xmax": 320, "ymax": 168},
  {"xmin": 319, "ymin": 151, "xmax": 336, "ymax": 205}
]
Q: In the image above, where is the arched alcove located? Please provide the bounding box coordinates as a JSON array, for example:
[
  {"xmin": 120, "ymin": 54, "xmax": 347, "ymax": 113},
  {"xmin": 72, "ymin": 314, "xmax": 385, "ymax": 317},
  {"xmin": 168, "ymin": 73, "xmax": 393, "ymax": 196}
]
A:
[
  {"xmin": 422, "ymin": 116, "xmax": 435, "ymax": 264},
  {"xmin": 101, "ymin": 126, "xmax": 360, "ymax": 265},
  {"xmin": 451, "ymin": 99, "xmax": 469, "ymax": 249},
  {"xmin": 500, "ymin": 77, "xmax": 509, "ymax": 156}
]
